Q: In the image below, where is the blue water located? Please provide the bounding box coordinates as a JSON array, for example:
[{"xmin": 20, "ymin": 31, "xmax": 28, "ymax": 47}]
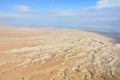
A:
[
  {"xmin": 72, "ymin": 27, "xmax": 120, "ymax": 34},
  {"xmin": 61, "ymin": 26, "xmax": 120, "ymax": 42},
  {"xmin": 75, "ymin": 27, "xmax": 120, "ymax": 43}
]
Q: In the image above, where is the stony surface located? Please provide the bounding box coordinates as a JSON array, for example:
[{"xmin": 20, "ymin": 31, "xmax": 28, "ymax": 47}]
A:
[{"xmin": 0, "ymin": 27, "xmax": 120, "ymax": 80}]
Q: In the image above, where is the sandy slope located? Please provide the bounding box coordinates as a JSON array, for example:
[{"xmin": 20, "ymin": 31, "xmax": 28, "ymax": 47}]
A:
[{"xmin": 0, "ymin": 27, "xmax": 120, "ymax": 80}]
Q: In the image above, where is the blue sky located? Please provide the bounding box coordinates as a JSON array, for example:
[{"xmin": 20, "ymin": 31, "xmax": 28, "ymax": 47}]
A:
[
  {"xmin": 0, "ymin": 0, "xmax": 97, "ymax": 11},
  {"xmin": 0, "ymin": 0, "xmax": 120, "ymax": 30}
]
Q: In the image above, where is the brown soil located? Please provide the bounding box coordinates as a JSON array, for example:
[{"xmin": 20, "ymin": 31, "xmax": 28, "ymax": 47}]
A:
[{"xmin": 0, "ymin": 27, "xmax": 120, "ymax": 80}]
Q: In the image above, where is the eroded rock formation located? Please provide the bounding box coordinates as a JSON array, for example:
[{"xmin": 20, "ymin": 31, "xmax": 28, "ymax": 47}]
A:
[{"xmin": 0, "ymin": 28, "xmax": 120, "ymax": 80}]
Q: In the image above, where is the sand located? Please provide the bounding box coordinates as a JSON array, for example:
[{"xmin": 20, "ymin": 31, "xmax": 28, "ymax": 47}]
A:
[{"xmin": 0, "ymin": 27, "xmax": 120, "ymax": 80}]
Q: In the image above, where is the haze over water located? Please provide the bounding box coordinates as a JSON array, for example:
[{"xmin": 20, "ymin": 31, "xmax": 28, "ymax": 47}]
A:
[{"xmin": 0, "ymin": 0, "xmax": 120, "ymax": 31}]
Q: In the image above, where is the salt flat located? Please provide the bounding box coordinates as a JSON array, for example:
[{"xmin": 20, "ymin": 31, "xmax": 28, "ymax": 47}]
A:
[{"xmin": 0, "ymin": 27, "xmax": 120, "ymax": 80}]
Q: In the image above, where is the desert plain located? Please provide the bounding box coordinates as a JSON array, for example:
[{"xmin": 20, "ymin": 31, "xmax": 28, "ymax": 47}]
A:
[{"xmin": 0, "ymin": 26, "xmax": 120, "ymax": 80}]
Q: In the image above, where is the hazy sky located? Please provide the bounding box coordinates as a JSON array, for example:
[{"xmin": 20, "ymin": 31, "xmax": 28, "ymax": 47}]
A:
[{"xmin": 0, "ymin": 0, "xmax": 120, "ymax": 29}]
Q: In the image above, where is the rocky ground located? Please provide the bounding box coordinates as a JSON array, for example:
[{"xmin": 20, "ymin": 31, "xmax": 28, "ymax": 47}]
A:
[{"xmin": 0, "ymin": 27, "xmax": 120, "ymax": 80}]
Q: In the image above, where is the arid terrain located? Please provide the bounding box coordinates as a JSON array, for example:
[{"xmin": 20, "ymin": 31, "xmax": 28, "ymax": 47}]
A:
[{"xmin": 0, "ymin": 27, "xmax": 120, "ymax": 80}]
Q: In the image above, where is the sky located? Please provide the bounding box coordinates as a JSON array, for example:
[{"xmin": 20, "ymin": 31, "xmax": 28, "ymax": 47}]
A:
[{"xmin": 0, "ymin": 0, "xmax": 120, "ymax": 30}]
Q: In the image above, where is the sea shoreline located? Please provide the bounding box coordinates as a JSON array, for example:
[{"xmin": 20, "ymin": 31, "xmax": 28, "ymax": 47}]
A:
[
  {"xmin": 82, "ymin": 30, "xmax": 120, "ymax": 48},
  {"xmin": 78, "ymin": 29, "xmax": 120, "ymax": 44},
  {"xmin": 94, "ymin": 31, "xmax": 120, "ymax": 43}
]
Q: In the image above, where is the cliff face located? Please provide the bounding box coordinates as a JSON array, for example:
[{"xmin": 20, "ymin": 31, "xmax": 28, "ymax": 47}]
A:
[{"xmin": 0, "ymin": 28, "xmax": 120, "ymax": 80}]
